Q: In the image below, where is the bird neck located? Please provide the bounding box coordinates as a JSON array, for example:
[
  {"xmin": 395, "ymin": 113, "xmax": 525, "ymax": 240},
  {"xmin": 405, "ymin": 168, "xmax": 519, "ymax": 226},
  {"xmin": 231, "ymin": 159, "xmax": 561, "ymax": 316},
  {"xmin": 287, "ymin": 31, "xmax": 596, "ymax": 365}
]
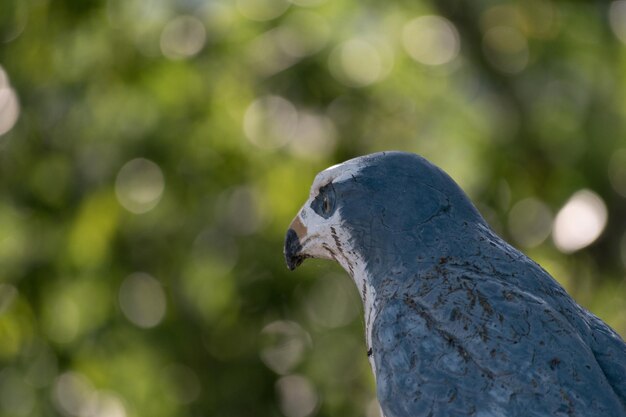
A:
[{"xmin": 359, "ymin": 218, "xmax": 492, "ymax": 298}]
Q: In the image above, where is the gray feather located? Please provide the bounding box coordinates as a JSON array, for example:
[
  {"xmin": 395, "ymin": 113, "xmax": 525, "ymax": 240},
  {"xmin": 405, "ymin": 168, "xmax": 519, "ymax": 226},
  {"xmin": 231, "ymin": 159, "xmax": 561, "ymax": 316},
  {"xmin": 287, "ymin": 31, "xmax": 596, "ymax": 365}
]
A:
[{"xmin": 290, "ymin": 151, "xmax": 626, "ymax": 417}]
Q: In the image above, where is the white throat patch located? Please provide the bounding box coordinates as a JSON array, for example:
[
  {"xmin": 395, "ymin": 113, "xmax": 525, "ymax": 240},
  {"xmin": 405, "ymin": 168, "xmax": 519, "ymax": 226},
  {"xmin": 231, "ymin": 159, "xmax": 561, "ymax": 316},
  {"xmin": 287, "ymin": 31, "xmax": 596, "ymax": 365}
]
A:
[{"xmin": 298, "ymin": 159, "xmax": 381, "ymax": 380}]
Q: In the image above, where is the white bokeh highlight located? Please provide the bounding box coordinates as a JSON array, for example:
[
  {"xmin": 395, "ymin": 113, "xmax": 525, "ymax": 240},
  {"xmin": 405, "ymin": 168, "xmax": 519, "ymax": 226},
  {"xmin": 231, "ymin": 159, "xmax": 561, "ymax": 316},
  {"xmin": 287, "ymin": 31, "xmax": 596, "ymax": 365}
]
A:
[
  {"xmin": 260, "ymin": 320, "xmax": 311, "ymax": 375},
  {"xmin": 244, "ymin": 95, "xmax": 298, "ymax": 149},
  {"xmin": 53, "ymin": 372, "xmax": 96, "ymax": 417},
  {"xmin": 328, "ymin": 38, "xmax": 393, "ymax": 88},
  {"xmin": 53, "ymin": 372, "xmax": 127, "ymax": 417},
  {"xmin": 160, "ymin": 16, "xmax": 206, "ymax": 60},
  {"xmin": 402, "ymin": 16, "xmax": 460, "ymax": 66},
  {"xmin": 552, "ymin": 190, "xmax": 608, "ymax": 253},
  {"xmin": 289, "ymin": 111, "xmax": 337, "ymax": 160},
  {"xmin": 507, "ymin": 198, "xmax": 553, "ymax": 248},
  {"xmin": 115, "ymin": 158, "xmax": 165, "ymax": 214},
  {"xmin": 89, "ymin": 391, "xmax": 127, "ymax": 417},
  {"xmin": 609, "ymin": 1, "xmax": 626, "ymax": 44},
  {"xmin": 275, "ymin": 374, "xmax": 318, "ymax": 417},
  {"xmin": 0, "ymin": 66, "xmax": 20, "ymax": 137}
]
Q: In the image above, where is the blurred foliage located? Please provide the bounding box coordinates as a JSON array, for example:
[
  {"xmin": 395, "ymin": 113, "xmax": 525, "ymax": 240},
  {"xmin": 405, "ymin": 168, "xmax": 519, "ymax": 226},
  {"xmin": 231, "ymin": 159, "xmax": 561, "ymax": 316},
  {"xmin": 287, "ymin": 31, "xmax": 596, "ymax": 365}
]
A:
[{"xmin": 1, "ymin": 0, "xmax": 626, "ymax": 416}]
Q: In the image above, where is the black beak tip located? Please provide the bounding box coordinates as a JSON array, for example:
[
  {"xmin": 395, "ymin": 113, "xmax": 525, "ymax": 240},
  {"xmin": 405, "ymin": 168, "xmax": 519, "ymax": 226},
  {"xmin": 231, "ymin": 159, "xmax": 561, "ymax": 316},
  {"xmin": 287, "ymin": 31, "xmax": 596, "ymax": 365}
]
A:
[
  {"xmin": 284, "ymin": 228, "xmax": 304, "ymax": 271},
  {"xmin": 286, "ymin": 257, "xmax": 303, "ymax": 271}
]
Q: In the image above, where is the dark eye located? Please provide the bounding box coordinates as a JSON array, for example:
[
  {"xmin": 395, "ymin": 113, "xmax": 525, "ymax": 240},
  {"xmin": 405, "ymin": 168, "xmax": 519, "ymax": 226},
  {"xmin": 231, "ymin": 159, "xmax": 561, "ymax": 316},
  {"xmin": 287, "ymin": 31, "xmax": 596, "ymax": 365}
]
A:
[
  {"xmin": 311, "ymin": 183, "xmax": 336, "ymax": 219},
  {"xmin": 322, "ymin": 195, "xmax": 331, "ymax": 214}
]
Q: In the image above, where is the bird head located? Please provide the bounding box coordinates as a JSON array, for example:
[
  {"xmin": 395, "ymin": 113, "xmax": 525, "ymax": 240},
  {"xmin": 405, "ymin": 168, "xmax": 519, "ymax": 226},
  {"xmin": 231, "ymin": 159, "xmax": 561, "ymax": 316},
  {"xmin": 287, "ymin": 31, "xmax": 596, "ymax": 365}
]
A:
[{"xmin": 284, "ymin": 151, "xmax": 485, "ymax": 278}]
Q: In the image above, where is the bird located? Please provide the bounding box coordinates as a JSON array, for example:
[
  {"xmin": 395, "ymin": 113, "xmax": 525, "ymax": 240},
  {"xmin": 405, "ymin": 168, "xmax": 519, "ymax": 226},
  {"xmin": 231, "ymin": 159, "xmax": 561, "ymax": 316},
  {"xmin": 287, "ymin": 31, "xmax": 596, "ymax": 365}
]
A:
[{"xmin": 284, "ymin": 151, "xmax": 626, "ymax": 417}]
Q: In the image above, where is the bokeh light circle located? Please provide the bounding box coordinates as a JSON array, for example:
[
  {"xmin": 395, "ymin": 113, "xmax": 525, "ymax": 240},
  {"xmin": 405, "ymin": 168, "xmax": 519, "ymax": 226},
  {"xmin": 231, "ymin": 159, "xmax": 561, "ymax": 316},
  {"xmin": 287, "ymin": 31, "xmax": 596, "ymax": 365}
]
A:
[
  {"xmin": 482, "ymin": 26, "xmax": 529, "ymax": 74},
  {"xmin": 53, "ymin": 372, "xmax": 127, "ymax": 417},
  {"xmin": 328, "ymin": 39, "xmax": 385, "ymax": 87},
  {"xmin": 115, "ymin": 158, "xmax": 165, "ymax": 214},
  {"xmin": 244, "ymin": 95, "xmax": 298, "ymax": 149},
  {"xmin": 53, "ymin": 372, "xmax": 97, "ymax": 417},
  {"xmin": 90, "ymin": 391, "xmax": 127, "ymax": 417},
  {"xmin": 260, "ymin": 320, "xmax": 311, "ymax": 375},
  {"xmin": 160, "ymin": 16, "xmax": 206, "ymax": 60},
  {"xmin": 402, "ymin": 16, "xmax": 460, "ymax": 66},
  {"xmin": 608, "ymin": 149, "xmax": 626, "ymax": 197},
  {"xmin": 289, "ymin": 111, "xmax": 337, "ymax": 160},
  {"xmin": 222, "ymin": 185, "xmax": 266, "ymax": 235},
  {"xmin": 119, "ymin": 273, "xmax": 167, "ymax": 328},
  {"xmin": 552, "ymin": 190, "xmax": 608, "ymax": 253},
  {"xmin": 507, "ymin": 198, "xmax": 553, "ymax": 248},
  {"xmin": 0, "ymin": 66, "xmax": 20, "ymax": 137},
  {"xmin": 609, "ymin": 1, "xmax": 626, "ymax": 44},
  {"xmin": 275, "ymin": 374, "xmax": 318, "ymax": 417}
]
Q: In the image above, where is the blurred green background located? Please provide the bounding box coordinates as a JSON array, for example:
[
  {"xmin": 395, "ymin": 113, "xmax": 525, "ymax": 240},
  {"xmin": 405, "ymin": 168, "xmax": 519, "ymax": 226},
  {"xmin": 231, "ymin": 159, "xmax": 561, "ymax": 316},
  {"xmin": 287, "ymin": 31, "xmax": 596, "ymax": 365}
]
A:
[{"xmin": 1, "ymin": 0, "xmax": 626, "ymax": 416}]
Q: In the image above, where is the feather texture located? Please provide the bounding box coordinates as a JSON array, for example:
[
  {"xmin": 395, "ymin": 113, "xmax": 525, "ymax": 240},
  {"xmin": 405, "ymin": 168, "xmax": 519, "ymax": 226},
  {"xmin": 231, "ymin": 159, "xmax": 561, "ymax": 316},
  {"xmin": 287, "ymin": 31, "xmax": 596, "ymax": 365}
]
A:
[{"xmin": 285, "ymin": 151, "xmax": 626, "ymax": 417}]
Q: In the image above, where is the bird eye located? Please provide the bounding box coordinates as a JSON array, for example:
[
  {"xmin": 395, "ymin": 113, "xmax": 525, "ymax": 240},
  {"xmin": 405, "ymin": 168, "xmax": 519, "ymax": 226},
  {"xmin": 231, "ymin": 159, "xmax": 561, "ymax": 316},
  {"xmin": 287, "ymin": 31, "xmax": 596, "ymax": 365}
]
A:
[
  {"xmin": 311, "ymin": 183, "xmax": 336, "ymax": 219},
  {"xmin": 322, "ymin": 195, "xmax": 331, "ymax": 214}
]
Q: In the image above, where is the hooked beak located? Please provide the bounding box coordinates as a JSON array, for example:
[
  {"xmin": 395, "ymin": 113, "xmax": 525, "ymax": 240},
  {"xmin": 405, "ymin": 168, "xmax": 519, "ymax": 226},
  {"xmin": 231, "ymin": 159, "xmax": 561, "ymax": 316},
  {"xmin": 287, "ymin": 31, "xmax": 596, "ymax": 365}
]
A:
[{"xmin": 284, "ymin": 216, "xmax": 308, "ymax": 271}]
